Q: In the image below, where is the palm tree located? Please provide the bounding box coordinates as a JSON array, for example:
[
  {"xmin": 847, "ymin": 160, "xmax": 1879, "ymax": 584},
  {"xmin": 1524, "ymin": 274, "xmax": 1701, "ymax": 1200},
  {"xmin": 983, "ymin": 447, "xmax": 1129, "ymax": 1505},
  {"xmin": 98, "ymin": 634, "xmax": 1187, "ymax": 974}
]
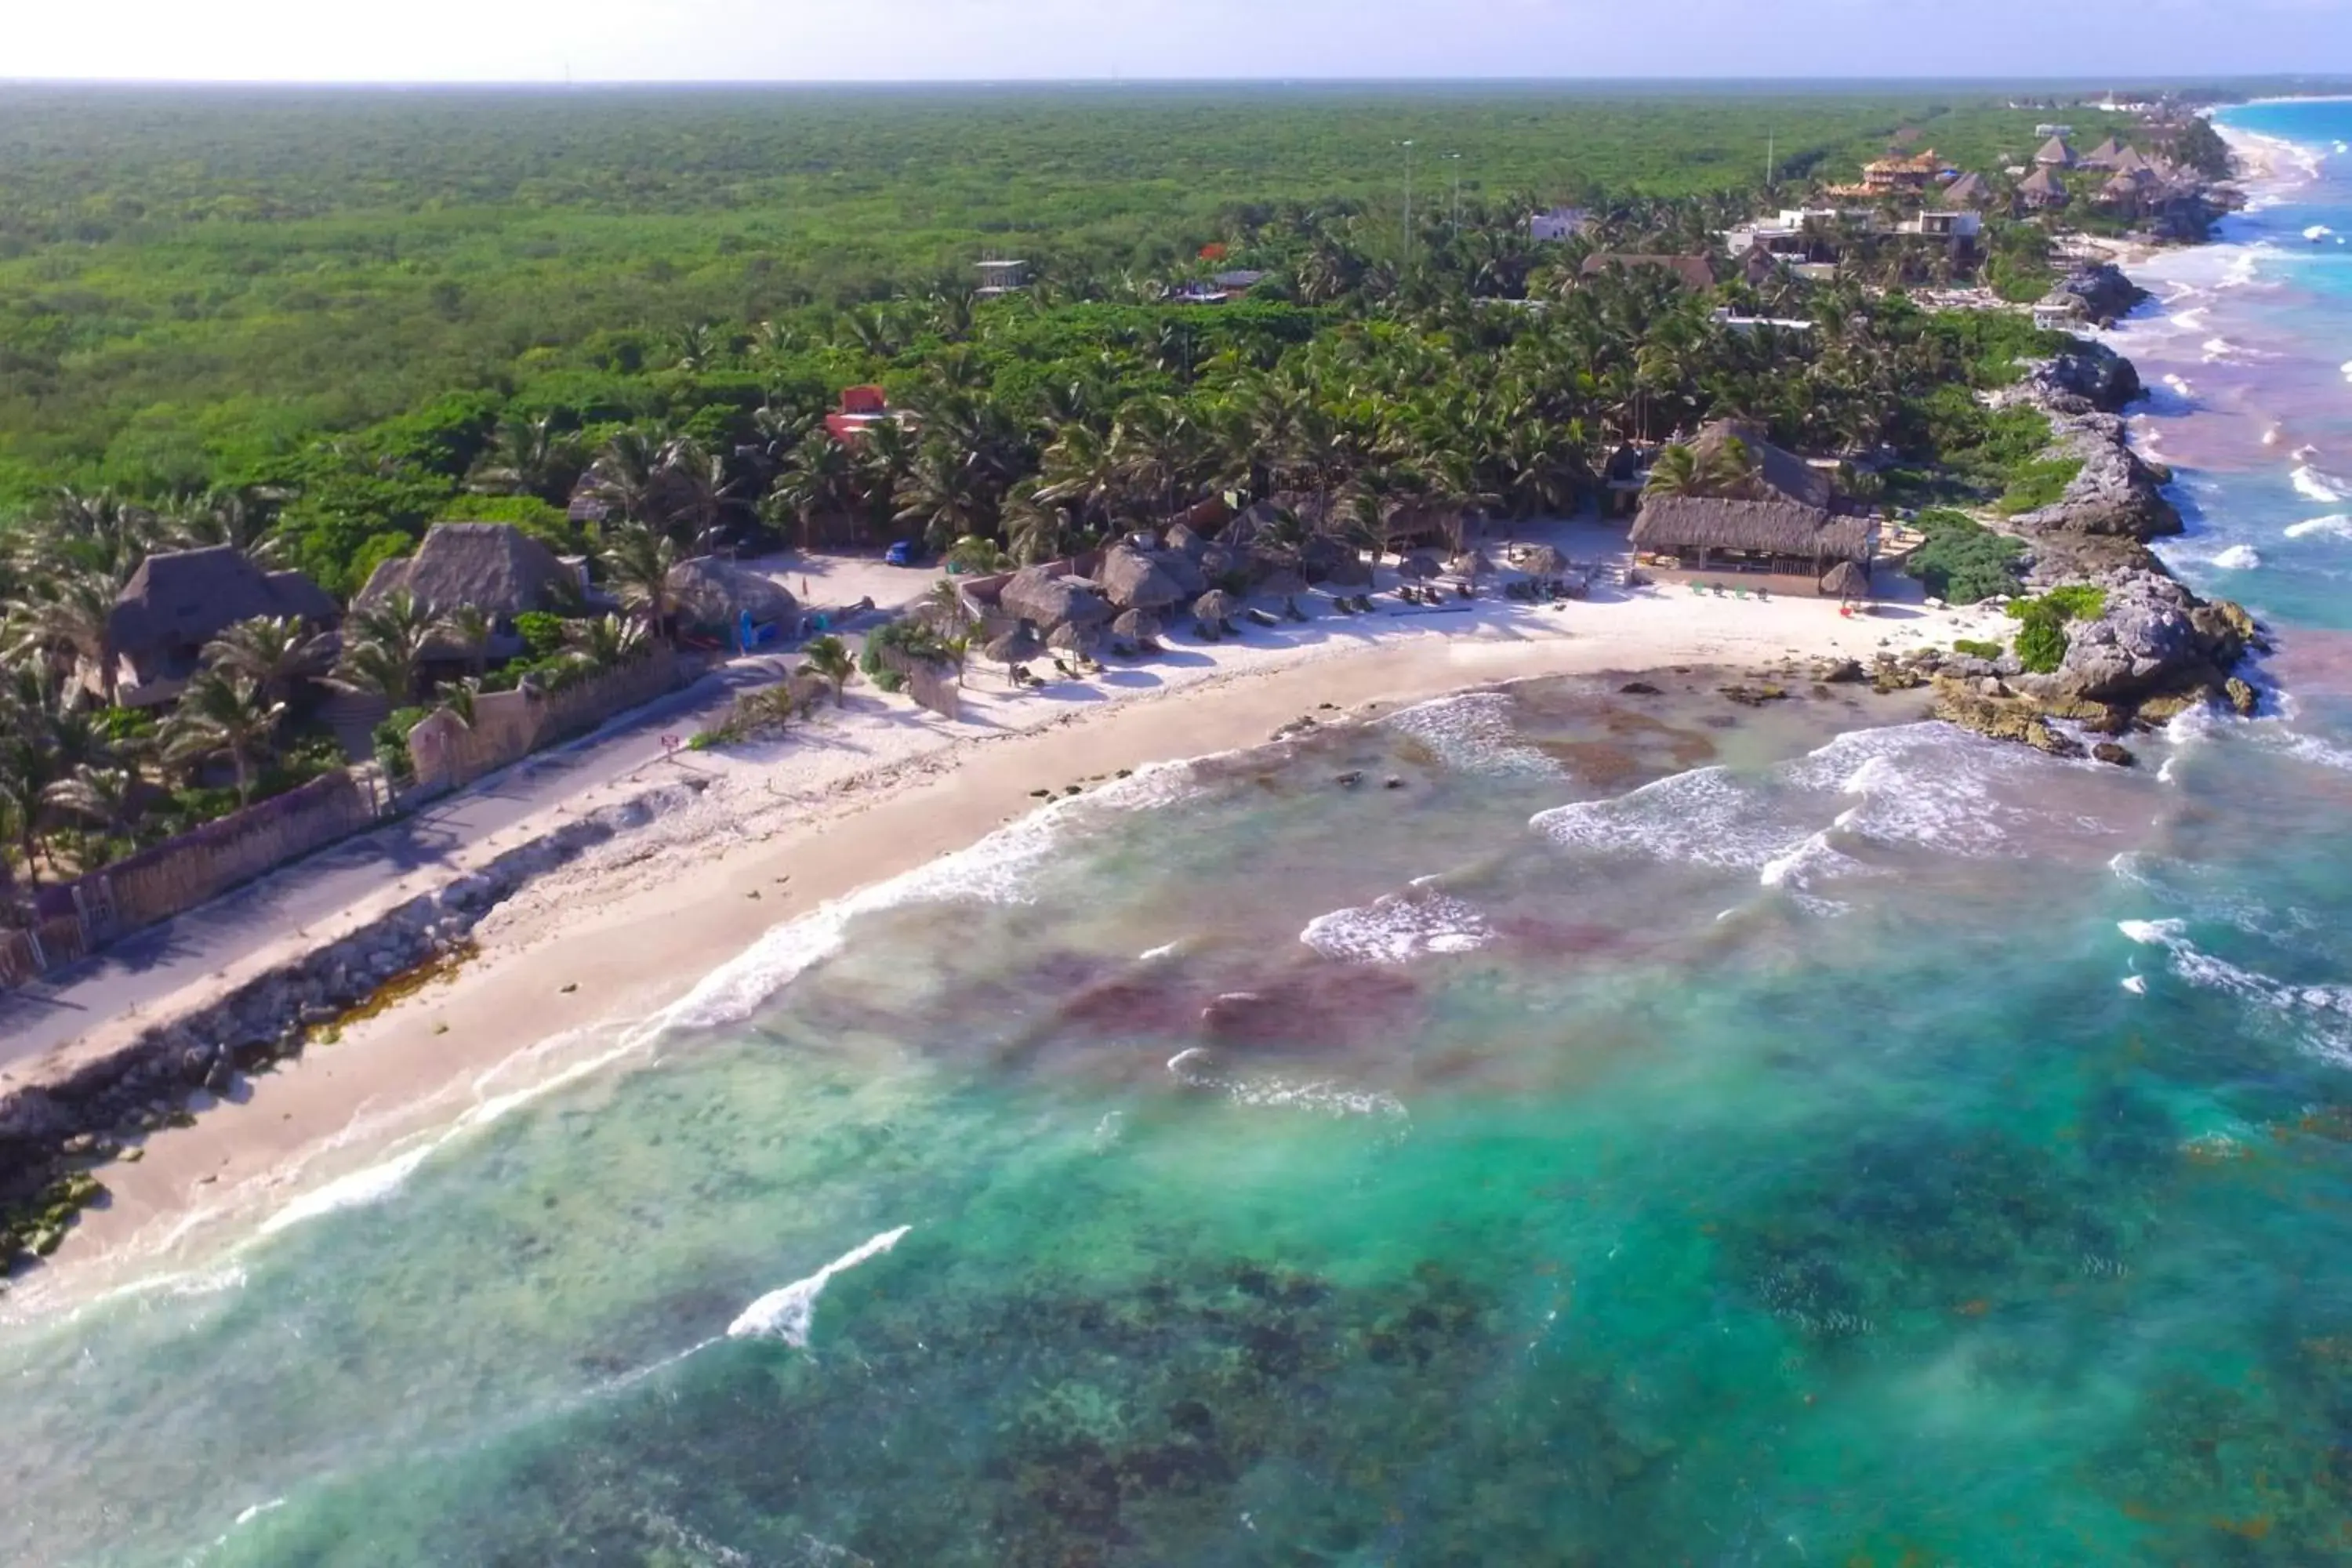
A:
[
  {"xmin": 5, "ymin": 567, "xmax": 121, "ymax": 705},
  {"xmin": 587, "ymin": 429, "xmax": 666, "ymax": 528},
  {"xmin": 565, "ymin": 614, "xmax": 648, "ymax": 675},
  {"xmin": 766, "ymin": 430, "xmax": 859, "ymax": 552},
  {"xmin": 0, "ymin": 665, "xmax": 68, "ymax": 897},
  {"xmin": 1003, "ymin": 484, "xmax": 1081, "ymax": 566},
  {"xmin": 172, "ymin": 485, "xmax": 289, "ymax": 561},
  {"xmin": 797, "ymin": 634, "xmax": 856, "ymax": 706},
  {"xmin": 467, "ymin": 416, "xmax": 582, "ymax": 503},
  {"xmin": 201, "ymin": 615, "xmax": 332, "ymax": 707},
  {"xmin": 163, "ymin": 670, "xmax": 284, "ymax": 807},
  {"xmin": 42, "ymin": 764, "xmax": 143, "ymax": 847},
  {"xmin": 894, "ymin": 439, "xmax": 988, "ymax": 552},
  {"xmin": 600, "ymin": 525, "xmax": 680, "ymax": 641},
  {"xmin": 1643, "ymin": 444, "xmax": 1702, "ymax": 498},
  {"xmin": 332, "ymin": 589, "xmax": 448, "ymax": 705}
]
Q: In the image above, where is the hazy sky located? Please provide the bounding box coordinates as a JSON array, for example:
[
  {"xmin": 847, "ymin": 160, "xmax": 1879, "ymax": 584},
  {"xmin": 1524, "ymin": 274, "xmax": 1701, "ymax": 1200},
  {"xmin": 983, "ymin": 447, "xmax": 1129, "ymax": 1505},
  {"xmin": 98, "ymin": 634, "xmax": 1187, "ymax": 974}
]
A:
[{"xmin": 10, "ymin": 0, "xmax": 2348, "ymax": 83}]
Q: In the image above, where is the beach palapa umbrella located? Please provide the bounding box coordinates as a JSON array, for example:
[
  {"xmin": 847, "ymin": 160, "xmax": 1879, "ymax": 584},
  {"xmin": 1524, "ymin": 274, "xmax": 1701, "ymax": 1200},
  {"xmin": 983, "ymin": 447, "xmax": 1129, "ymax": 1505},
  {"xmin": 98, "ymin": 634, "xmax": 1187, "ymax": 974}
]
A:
[
  {"xmin": 985, "ymin": 622, "xmax": 1044, "ymax": 677},
  {"xmin": 1112, "ymin": 608, "xmax": 1163, "ymax": 652},
  {"xmin": 1517, "ymin": 544, "xmax": 1567, "ymax": 577},
  {"xmin": 1396, "ymin": 553, "xmax": 1440, "ymax": 582},
  {"xmin": 1257, "ymin": 568, "xmax": 1309, "ymax": 602},
  {"xmin": 1192, "ymin": 589, "xmax": 1238, "ymax": 633},
  {"xmin": 1047, "ymin": 620, "xmax": 1103, "ymax": 660}
]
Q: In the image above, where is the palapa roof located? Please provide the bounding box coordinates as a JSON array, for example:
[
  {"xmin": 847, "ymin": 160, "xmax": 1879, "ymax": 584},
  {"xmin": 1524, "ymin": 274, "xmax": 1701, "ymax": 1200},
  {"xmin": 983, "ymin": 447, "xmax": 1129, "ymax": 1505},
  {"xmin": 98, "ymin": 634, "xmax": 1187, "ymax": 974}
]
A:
[
  {"xmin": 2018, "ymin": 166, "xmax": 2066, "ymax": 200},
  {"xmin": 1941, "ymin": 171, "xmax": 1990, "ymax": 206},
  {"xmin": 666, "ymin": 557, "xmax": 797, "ymax": 630},
  {"xmin": 985, "ymin": 625, "xmax": 1043, "ymax": 664},
  {"xmin": 1580, "ymin": 252, "xmax": 1719, "ymax": 292},
  {"xmin": 1192, "ymin": 589, "xmax": 1237, "ymax": 622},
  {"xmin": 1691, "ymin": 420, "xmax": 1836, "ymax": 510},
  {"xmin": 1154, "ymin": 549, "xmax": 1209, "ymax": 598},
  {"xmin": 2110, "ymin": 146, "xmax": 2153, "ymax": 177},
  {"xmin": 1111, "ymin": 608, "xmax": 1163, "ymax": 642},
  {"xmin": 2082, "ymin": 136, "xmax": 2126, "ymax": 169},
  {"xmin": 110, "ymin": 546, "xmax": 339, "ymax": 658},
  {"xmin": 1517, "ymin": 544, "xmax": 1568, "ymax": 575},
  {"xmin": 2034, "ymin": 136, "xmax": 2076, "ymax": 167},
  {"xmin": 357, "ymin": 523, "xmax": 572, "ymax": 617},
  {"xmin": 1000, "ymin": 568, "xmax": 1112, "ymax": 630},
  {"xmin": 1820, "ymin": 560, "xmax": 1872, "ymax": 597},
  {"xmin": 1162, "ymin": 522, "xmax": 1210, "ymax": 561},
  {"xmin": 1047, "ymin": 621, "xmax": 1103, "ymax": 656},
  {"xmin": 1256, "ymin": 568, "xmax": 1308, "ymax": 600},
  {"xmin": 1096, "ymin": 545, "xmax": 1187, "ymax": 611},
  {"xmin": 1631, "ymin": 498, "xmax": 1871, "ymax": 566}
]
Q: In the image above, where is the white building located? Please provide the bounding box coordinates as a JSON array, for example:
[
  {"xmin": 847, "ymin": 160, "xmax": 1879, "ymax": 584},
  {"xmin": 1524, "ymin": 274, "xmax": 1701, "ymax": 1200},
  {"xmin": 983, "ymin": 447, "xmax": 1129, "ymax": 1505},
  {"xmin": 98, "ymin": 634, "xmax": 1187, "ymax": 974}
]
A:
[{"xmin": 1527, "ymin": 206, "xmax": 1589, "ymax": 241}]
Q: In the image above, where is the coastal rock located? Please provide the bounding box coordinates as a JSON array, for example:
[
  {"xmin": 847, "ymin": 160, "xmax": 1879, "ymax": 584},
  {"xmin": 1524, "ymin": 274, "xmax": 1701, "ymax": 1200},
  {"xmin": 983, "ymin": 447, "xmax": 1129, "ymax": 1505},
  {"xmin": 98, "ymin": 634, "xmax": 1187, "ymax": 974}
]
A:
[
  {"xmin": 1931, "ymin": 675, "xmax": 2085, "ymax": 758},
  {"xmin": 2092, "ymin": 742, "xmax": 2137, "ymax": 767},
  {"xmin": 2002, "ymin": 410, "xmax": 2183, "ymax": 541},
  {"xmin": 2227, "ymin": 677, "xmax": 2259, "ymax": 717},
  {"xmin": 2013, "ymin": 340, "xmax": 2144, "ymax": 416},
  {"xmin": 2049, "ymin": 263, "xmax": 2152, "ymax": 329},
  {"xmin": 1815, "ymin": 659, "xmax": 1865, "ymax": 685}
]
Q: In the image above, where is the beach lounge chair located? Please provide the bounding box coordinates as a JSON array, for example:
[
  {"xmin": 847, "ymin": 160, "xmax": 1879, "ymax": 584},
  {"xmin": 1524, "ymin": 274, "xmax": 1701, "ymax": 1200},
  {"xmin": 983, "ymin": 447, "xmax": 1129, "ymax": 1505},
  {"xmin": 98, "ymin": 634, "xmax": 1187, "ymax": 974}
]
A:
[{"xmin": 1733, "ymin": 587, "xmax": 1749, "ymax": 601}]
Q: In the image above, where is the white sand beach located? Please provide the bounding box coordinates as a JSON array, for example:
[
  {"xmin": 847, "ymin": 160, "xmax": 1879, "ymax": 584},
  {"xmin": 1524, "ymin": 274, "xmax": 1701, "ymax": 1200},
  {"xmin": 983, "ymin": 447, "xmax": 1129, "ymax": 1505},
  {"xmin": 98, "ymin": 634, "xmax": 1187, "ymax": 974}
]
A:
[{"xmin": 16, "ymin": 523, "xmax": 2004, "ymax": 1305}]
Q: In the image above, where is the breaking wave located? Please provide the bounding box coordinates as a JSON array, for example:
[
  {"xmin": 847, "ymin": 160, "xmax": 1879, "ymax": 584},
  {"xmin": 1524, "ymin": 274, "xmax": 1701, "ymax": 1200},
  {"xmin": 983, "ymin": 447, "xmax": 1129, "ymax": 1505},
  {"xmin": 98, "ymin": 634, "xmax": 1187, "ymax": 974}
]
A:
[
  {"xmin": 2119, "ymin": 920, "xmax": 2352, "ymax": 1058},
  {"xmin": 2285, "ymin": 513, "xmax": 2352, "ymax": 539},
  {"xmin": 1378, "ymin": 691, "xmax": 1561, "ymax": 779},
  {"xmin": 2212, "ymin": 543, "xmax": 2263, "ymax": 571},
  {"xmin": 656, "ymin": 760, "xmax": 1207, "ymax": 1032},
  {"xmin": 1165, "ymin": 1048, "xmax": 1407, "ymax": 1120},
  {"xmin": 2291, "ymin": 465, "xmax": 2350, "ymax": 503},
  {"xmin": 1301, "ymin": 887, "xmax": 1493, "ymax": 964},
  {"xmin": 726, "ymin": 1226, "xmax": 913, "ymax": 1348}
]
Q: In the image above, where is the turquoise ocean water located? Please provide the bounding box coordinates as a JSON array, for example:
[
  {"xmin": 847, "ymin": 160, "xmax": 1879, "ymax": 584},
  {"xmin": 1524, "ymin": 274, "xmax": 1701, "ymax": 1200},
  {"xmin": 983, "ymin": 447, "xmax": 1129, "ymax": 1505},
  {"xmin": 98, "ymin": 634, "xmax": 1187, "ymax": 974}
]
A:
[{"xmin": 9, "ymin": 103, "xmax": 2352, "ymax": 1566}]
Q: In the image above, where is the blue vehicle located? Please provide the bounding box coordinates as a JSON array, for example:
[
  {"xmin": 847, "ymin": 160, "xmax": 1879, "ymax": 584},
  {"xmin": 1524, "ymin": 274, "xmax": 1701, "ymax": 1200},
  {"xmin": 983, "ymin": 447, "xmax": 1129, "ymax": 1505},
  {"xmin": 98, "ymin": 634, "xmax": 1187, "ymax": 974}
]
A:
[{"xmin": 884, "ymin": 539, "xmax": 920, "ymax": 567}]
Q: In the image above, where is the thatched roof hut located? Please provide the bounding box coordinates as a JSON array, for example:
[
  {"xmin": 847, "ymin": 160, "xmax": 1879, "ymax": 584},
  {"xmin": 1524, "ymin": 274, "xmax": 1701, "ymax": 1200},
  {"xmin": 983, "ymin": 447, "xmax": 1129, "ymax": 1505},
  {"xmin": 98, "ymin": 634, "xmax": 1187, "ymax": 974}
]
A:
[
  {"xmin": 1515, "ymin": 544, "xmax": 1567, "ymax": 576},
  {"xmin": 1580, "ymin": 253, "xmax": 1720, "ymax": 292},
  {"xmin": 1941, "ymin": 171, "xmax": 1990, "ymax": 207},
  {"xmin": 358, "ymin": 523, "xmax": 574, "ymax": 619},
  {"xmin": 1098, "ymin": 545, "xmax": 1186, "ymax": 611},
  {"xmin": 108, "ymin": 546, "xmax": 341, "ymax": 701},
  {"xmin": 1110, "ymin": 608, "xmax": 1163, "ymax": 648},
  {"xmin": 666, "ymin": 557, "xmax": 797, "ymax": 631},
  {"xmin": 1819, "ymin": 560, "xmax": 1873, "ymax": 600},
  {"xmin": 2019, "ymin": 166, "xmax": 2067, "ymax": 207},
  {"xmin": 1632, "ymin": 497, "xmax": 1872, "ymax": 579},
  {"xmin": 985, "ymin": 625, "xmax": 1044, "ymax": 668},
  {"xmin": 1690, "ymin": 420, "xmax": 1835, "ymax": 510},
  {"xmin": 1047, "ymin": 621, "xmax": 1103, "ymax": 659},
  {"xmin": 1257, "ymin": 568, "xmax": 1308, "ymax": 601},
  {"xmin": 1192, "ymin": 590, "xmax": 1237, "ymax": 628},
  {"xmin": 1000, "ymin": 568, "xmax": 1112, "ymax": 630},
  {"xmin": 2034, "ymin": 136, "xmax": 2076, "ymax": 169},
  {"xmin": 1155, "ymin": 550, "xmax": 1209, "ymax": 598}
]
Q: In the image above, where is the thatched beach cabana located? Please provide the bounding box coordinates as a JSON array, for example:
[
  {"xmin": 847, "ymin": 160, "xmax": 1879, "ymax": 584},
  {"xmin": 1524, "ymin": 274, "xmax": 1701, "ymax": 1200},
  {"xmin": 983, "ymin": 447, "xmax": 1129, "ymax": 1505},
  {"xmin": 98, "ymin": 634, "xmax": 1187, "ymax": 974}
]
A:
[
  {"xmin": 1819, "ymin": 559, "xmax": 1873, "ymax": 600},
  {"xmin": 1192, "ymin": 590, "xmax": 1238, "ymax": 636},
  {"xmin": 358, "ymin": 523, "xmax": 574, "ymax": 621},
  {"xmin": 1110, "ymin": 608, "xmax": 1163, "ymax": 654},
  {"xmin": 1097, "ymin": 546, "xmax": 1186, "ymax": 612},
  {"xmin": 108, "ymin": 546, "xmax": 341, "ymax": 707},
  {"xmin": 984, "ymin": 624, "xmax": 1044, "ymax": 678},
  {"xmin": 1632, "ymin": 497, "xmax": 1873, "ymax": 590}
]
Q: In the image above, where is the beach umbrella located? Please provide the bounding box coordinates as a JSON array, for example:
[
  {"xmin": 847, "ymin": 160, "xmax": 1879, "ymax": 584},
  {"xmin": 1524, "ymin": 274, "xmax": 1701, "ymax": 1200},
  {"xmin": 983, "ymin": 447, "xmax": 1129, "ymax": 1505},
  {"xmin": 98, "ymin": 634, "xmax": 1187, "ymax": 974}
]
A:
[
  {"xmin": 1192, "ymin": 589, "xmax": 1238, "ymax": 633},
  {"xmin": 1097, "ymin": 545, "xmax": 1187, "ymax": 611},
  {"xmin": 1257, "ymin": 568, "xmax": 1309, "ymax": 601},
  {"xmin": 1112, "ymin": 608, "xmax": 1163, "ymax": 651},
  {"xmin": 985, "ymin": 623, "xmax": 1044, "ymax": 677},
  {"xmin": 1820, "ymin": 561, "xmax": 1871, "ymax": 601},
  {"xmin": 1517, "ymin": 544, "xmax": 1567, "ymax": 577},
  {"xmin": 1047, "ymin": 621, "xmax": 1103, "ymax": 660},
  {"xmin": 1320, "ymin": 552, "xmax": 1374, "ymax": 589},
  {"xmin": 1447, "ymin": 550, "xmax": 1494, "ymax": 582},
  {"xmin": 1396, "ymin": 553, "xmax": 1440, "ymax": 582}
]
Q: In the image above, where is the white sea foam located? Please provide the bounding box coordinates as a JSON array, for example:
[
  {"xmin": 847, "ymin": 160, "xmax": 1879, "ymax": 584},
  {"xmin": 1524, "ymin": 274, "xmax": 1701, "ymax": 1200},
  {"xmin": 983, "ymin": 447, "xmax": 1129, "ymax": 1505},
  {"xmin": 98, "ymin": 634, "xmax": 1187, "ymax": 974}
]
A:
[
  {"xmin": 1531, "ymin": 722, "xmax": 2054, "ymax": 896},
  {"xmin": 655, "ymin": 760, "xmax": 1206, "ymax": 1033},
  {"xmin": 255, "ymin": 1144, "xmax": 438, "ymax": 1236},
  {"xmin": 1138, "ymin": 942, "xmax": 1181, "ymax": 961},
  {"xmin": 2212, "ymin": 543, "xmax": 2263, "ymax": 571},
  {"xmin": 2286, "ymin": 513, "xmax": 2352, "ymax": 539},
  {"xmin": 726, "ymin": 1225, "xmax": 913, "ymax": 1348},
  {"xmin": 1301, "ymin": 888, "xmax": 1493, "ymax": 964},
  {"xmin": 1167, "ymin": 1049, "xmax": 1406, "ymax": 1120},
  {"xmin": 2122, "ymin": 975, "xmax": 2148, "ymax": 996},
  {"xmin": 2291, "ymin": 465, "xmax": 2350, "ymax": 503},
  {"xmin": 2118, "ymin": 920, "xmax": 2352, "ymax": 1055},
  {"xmin": 1378, "ymin": 690, "xmax": 1559, "ymax": 778},
  {"xmin": 2307, "ymin": 224, "xmax": 2337, "ymax": 241},
  {"xmin": 232, "ymin": 1500, "xmax": 286, "ymax": 1528}
]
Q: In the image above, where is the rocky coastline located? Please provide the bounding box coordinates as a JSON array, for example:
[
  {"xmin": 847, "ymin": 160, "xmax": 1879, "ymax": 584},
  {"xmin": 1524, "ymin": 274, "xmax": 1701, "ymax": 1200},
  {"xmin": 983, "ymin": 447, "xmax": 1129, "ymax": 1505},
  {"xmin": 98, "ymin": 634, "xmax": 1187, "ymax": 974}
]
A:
[
  {"xmin": 0, "ymin": 779, "xmax": 710, "ymax": 1279},
  {"xmin": 1891, "ymin": 267, "xmax": 2265, "ymax": 760}
]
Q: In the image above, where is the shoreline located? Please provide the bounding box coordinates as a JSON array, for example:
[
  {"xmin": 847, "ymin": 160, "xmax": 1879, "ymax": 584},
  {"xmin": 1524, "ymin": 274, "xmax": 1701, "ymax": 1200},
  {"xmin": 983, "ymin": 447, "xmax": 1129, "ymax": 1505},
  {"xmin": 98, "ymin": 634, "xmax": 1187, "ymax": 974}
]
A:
[
  {"xmin": 7, "ymin": 583, "xmax": 1997, "ymax": 1312},
  {"xmin": 9, "ymin": 120, "xmax": 2299, "ymax": 1309}
]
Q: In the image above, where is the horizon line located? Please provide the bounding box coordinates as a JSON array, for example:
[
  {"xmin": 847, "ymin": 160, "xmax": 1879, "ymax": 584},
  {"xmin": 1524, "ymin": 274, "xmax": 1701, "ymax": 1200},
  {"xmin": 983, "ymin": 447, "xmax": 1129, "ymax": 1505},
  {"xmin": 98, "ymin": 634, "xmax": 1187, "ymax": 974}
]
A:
[{"xmin": 5, "ymin": 72, "xmax": 2351, "ymax": 92}]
